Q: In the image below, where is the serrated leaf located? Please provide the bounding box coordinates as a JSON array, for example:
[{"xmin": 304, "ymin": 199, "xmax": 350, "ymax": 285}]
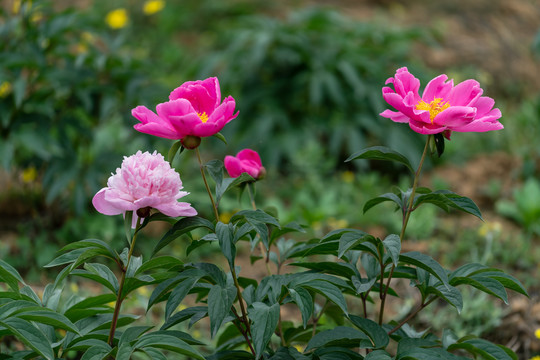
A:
[
  {"xmin": 346, "ymin": 146, "xmax": 413, "ymax": 172},
  {"xmin": 249, "ymin": 302, "xmax": 280, "ymax": 359},
  {"xmin": 348, "ymin": 315, "xmax": 389, "ymax": 349},
  {"xmin": 152, "ymin": 216, "xmax": 214, "ymax": 256}
]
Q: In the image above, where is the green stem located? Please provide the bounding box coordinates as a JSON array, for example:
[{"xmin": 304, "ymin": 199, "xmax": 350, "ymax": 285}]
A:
[
  {"xmin": 195, "ymin": 147, "xmax": 220, "ymax": 222},
  {"xmin": 247, "ymin": 184, "xmax": 272, "ymax": 276},
  {"xmin": 107, "ymin": 221, "xmax": 140, "ymax": 347},
  {"xmin": 388, "ymin": 296, "xmax": 436, "ymax": 335},
  {"xmin": 378, "ymin": 135, "xmax": 432, "ymax": 325}
]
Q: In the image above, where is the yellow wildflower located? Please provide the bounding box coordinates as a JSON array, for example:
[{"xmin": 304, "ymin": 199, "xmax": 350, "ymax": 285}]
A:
[
  {"xmin": 293, "ymin": 345, "xmax": 304, "ymax": 353},
  {"xmin": 105, "ymin": 8, "xmax": 128, "ymax": 29},
  {"xmin": 0, "ymin": 82, "xmax": 12, "ymax": 98},
  {"xmin": 69, "ymin": 282, "xmax": 79, "ymax": 294},
  {"xmin": 12, "ymin": 0, "xmax": 21, "ymax": 14},
  {"xmin": 341, "ymin": 170, "xmax": 355, "ymax": 184},
  {"xmin": 535, "ymin": 328, "xmax": 540, "ymax": 339},
  {"xmin": 219, "ymin": 211, "xmax": 234, "ymax": 224},
  {"xmin": 192, "ymin": 329, "xmax": 201, "ymax": 339},
  {"xmin": 143, "ymin": 0, "xmax": 165, "ymax": 15},
  {"xmin": 21, "ymin": 166, "xmax": 37, "ymax": 183},
  {"xmin": 529, "ymin": 356, "xmax": 540, "ymax": 360}
]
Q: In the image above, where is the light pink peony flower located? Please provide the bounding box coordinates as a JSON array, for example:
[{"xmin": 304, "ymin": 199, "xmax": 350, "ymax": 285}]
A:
[
  {"xmin": 132, "ymin": 77, "xmax": 238, "ymax": 140},
  {"xmin": 224, "ymin": 149, "xmax": 265, "ymax": 179},
  {"xmin": 92, "ymin": 150, "xmax": 196, "ymax": 227},
  {"xmin": 380, "ymin": 67, "xmax": 502, "ymax": 138}
]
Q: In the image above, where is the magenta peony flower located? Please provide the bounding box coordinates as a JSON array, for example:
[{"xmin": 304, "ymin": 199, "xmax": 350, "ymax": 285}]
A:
[
  {"xmin": 380, "ymin": 67, "xmax": 502, "ymax": 138},
  {"xmin": 132, "ymin": 77, "xmax": 238, "ymax": 141},
  {"xmin": 224, "ymin": 149, "xmax": 265, "ymax": 179},
  {"xmin": 92, "ymin": 150, "xmax": 196, "ymax": 227}
]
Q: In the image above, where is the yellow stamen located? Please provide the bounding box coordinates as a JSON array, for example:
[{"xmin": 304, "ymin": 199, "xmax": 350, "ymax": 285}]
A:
[
  {"xmin": 415, "ymin": 98, "xmax": 450, "ymax": 123},
  {"xmin": 198, "ymin": 112, "xmax": 209, "ymax": 123}
]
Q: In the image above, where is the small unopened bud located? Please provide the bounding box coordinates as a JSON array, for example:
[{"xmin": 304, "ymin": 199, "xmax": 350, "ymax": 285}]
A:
[
  {"xmin": 136, "ymin": 206, "xmax": 151, "ymax": 219},
  {"xmin": 181, "ymin": 135, "xmax": 201, "ymax": 150}
]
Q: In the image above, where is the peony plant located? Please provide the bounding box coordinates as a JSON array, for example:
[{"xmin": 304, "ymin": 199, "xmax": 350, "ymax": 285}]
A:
[{"xmin": 0, "ymin": 72, "xmax": 528, "ymax": 360}]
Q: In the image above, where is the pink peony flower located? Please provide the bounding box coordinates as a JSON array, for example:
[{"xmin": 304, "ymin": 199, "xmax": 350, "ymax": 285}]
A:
[
  {"xmin": 380, "ymin": 67, "xmax": 502, "ymax": 138},
  {"xmin": 132, "ymin": 77, "xmax": 238, "ymax": 140},
  {"xmin": 92, "ymin": 150, "xmax": 196, "ymax": 227},
  {"xmin": 224, "ymin": 149, "xmax": 265, "ymax": 179}
]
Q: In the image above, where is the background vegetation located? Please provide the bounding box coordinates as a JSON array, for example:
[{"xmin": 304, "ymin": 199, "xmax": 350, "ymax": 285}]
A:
[{"xmin": 1, "ymin": 0, "xmax": 539, "ymax": 358}]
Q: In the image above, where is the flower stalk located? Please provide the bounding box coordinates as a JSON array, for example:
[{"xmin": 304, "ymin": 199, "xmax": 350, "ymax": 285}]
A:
[
  {"xmin": 107, "ymin": 215, "xmax": 140, "ymax": 347},
  {"xmin": 378, "ymin": 135, "xmax": 432, "ymax": 325}
]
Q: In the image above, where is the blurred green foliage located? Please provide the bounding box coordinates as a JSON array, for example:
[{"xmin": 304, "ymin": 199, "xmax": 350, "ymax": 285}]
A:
[
  {"xmin": 196, "ymin": 8, "xmax": 431, "ymax": 167},
  {"xmin": 0, "ymin": 1, "xmax": 162, "ymax": 213}
]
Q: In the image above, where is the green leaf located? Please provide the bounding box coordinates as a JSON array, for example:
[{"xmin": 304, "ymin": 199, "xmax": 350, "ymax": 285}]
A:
[
  {"xmin": 364, "ymin": 192, "xmax": 404, "ymax": 214},
  {"xmin": 208, "ymin": 284, "xmax": 237, "ymax": 337},
  {"xmin": 249, "ymin": 302, "xmax": 280, "ymax": 359},
  {"xmin": 168, "ymin": 140, "xmax": 183, "ymax": 164},
  {"xmin": 0, "ymin": 259, "xmax": 26, "ymax": 292},
  {"xmin": 135, "ymin": 256, "xmax": 183, "ymax": 275},
  {"xmin": 383, "ymin": 234, "xmax": 401, "ymax": 266},
  {"xmin": 0, "ymin": 317, "xmax": 54, "ymax": 360},
  {"xmin": 399, "ymin": 252, "xmax": 449, "ymax": 288},
  {"xmin": 346, "ymin": 146, "xmax": 413, "ymax": 173},
  {"xmin": 433, "ymin": 133, "xmax": 445, "ymax": 157},
  {"xmin": 302, "ymin": 280, "xmax": 348, "ymax": 314},
  {"xmin": 216, "ymin": 222, "xmax": 236, "ymax": 269},
  {"xmin": 165, "ymin": 277, "xmax": 200, "ymax": 320},
  {"xmin": 448, "ymin": 338, "xmax": 515, "ymax": 360},
  {"xmin": 338, "ymin": 232, "xmax": 370, "ymax": 259},
  {"xmin": 213, "ymin": 132, "xmax": 228, "ymax": 145},
  {"xmin": 451, "ymin": 276, "xmax": 507, "ymax": 304},
  {"xmin": 426, "ymin": 283, "xmax": 463, "ymax": 313},
  {"xmin": 288, "ymin": 287, "xmax": 313, "ymax": 329},
  {"xmin": 79, "ymin": 344, "xmax": 112, "ymax": 360},
  {"xmin": 160, "ymin": 306, "xmax": 208, "ymax": 330},
  {"xmin": 230, "ymin": 209, "xmax": 281, "ymax": 227},
  {"xmin": 365, "ymin": 350, "xmax": 392, "ymax": 359},
  {"xmin": 152, "ymin": 216, "xmax": 214, "ymax": 256},
  {"xmin": 134, "ymin": 333, "xmax": 205, "ymax": 360},
  {"xmin": 290, "ymin": 262, "xmax": 358, "ymax": 279},
  {"xmin": 305, "ymin": 326, "xmax": 369, "ymax": 351},
  {"xmin": 348, "ymin": 315, "xmax": 389, "ymax": 349},
  {"xmin": 269, "ymin": 347, "xmax": 311, "ymax": 360},
  {"xmin": 414, "ymin": 190, "xmax": 483, "ymax": 220},
  {"xmin": 15, "ymin": 309, "xmax": 80, "ymax": 334}
]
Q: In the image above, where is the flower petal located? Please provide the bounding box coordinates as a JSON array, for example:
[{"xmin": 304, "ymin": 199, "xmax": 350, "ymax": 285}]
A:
[
  {"xmin": 422, "ymin": 74, "xmax": 452, "ymax": 102},
  {"xmin": 92, "ymin": 189, "xmax": 124, "ymax": 216},
  {"xmin": 154, "ymin": 201, "xmax": 197, "ymax": 217},
  {"xmin": 224, "ymin": 156, "xmax": 243, "ymax": 178},
  {"xmin": 132, "ymin": 106, "xmax": 179, "ymax": 139},
  {"xmin": 433, "ymin": 106, "xmax": 476, "ymax": 128},
  {"xmin": 447, "ymin": 79, "xmax": 483, "ymax": 106}
]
